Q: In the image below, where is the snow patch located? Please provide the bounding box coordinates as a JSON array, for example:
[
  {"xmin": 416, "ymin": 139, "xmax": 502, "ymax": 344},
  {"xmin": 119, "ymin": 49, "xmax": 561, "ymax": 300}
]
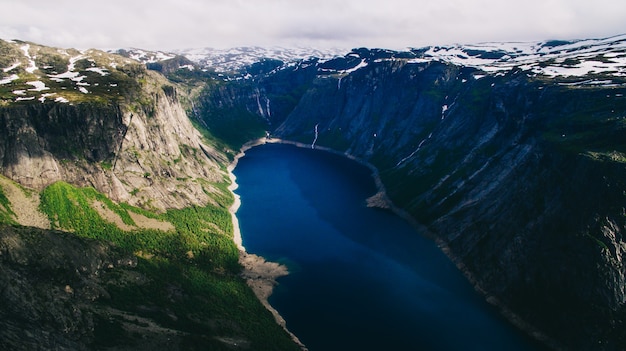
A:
[
  {"xmin": 0, "ymin": 74, "xmax": 19, "ymax": 85},
  {"xmin": 85, "ymin": 67, "xmax": 109, "ymax": 76},
  {"xmin": 49, "ymin": 71, "xmax": 79, "ymax": 82},
  {"xmin": 418, "ymin": 34, "xmax": 626, "ymax": 78},
  {"xmin": 78, "ymin": 86, "xmax": 89, "ymax": 94},
  {"xmin": 124, "ymin": 49, "xmax": 175, "ymax": 64},
  {"xmin": 341, "ymin": 59, "xmax": 368, "ymax": 74},
  {"xmin": 48, "ymin": 55, "xmax": 86, "ymax": 82},
  {"xmin": 21, "ymin": 44, "xmax": 38, "ymax": 74},
  {"xmin": 558, "ymin": 79, "xmax": 617, "ymax": 86},
  {"xmin": 173, "ymin": 46, "xmax": 345, "ymax": 72},
  {"xmin": 16, "ymin": 96, "xmax": 35, "ymax": 101},
  {"xmin": 3, "ymin": 62, "xmax": 20, "ymax": 72},
  {"xmin": 27, "ymin": 80, "xmax": 49, "ymax": 92},
  {"xmin": 407, "ymin": 58, "xmax": 430, "ymax": 64}
]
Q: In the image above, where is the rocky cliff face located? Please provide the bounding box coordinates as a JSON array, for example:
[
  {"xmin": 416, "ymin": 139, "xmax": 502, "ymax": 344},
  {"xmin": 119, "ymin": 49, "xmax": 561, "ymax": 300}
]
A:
[
  {"xmin": 0, "ymin": 40, "xmax": 228, "ymax": 210},
  {"xmin": 194, "ymin": 41, "xmax": 626, "ymax": 349},
  {"xmin": 0, "ymin": 40, "xmax": 303, "ymax": 351}
]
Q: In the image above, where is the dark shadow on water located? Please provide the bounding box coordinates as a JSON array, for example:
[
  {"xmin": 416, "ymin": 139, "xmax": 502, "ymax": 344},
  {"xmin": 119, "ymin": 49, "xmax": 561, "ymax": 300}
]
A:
[{"xmin": 234, "ymin": 143, "xmax": 550, "ymax": 351}]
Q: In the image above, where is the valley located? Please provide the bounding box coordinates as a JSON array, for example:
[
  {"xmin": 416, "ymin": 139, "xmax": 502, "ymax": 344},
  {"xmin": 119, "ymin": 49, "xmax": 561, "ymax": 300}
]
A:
[{"xmin": 1, "ymin": 34, "xmax": 625, "ymax": 350}]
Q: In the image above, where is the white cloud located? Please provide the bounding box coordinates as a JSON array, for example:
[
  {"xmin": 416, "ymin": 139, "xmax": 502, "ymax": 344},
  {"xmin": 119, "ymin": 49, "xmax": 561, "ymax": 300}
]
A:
[{"xmin": 0, "ymin": 0, "xmax": 625, "ymax": 50}]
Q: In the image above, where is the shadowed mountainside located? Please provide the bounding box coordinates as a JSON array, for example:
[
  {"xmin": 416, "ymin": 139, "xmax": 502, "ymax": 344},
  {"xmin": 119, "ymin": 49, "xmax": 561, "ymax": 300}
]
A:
[{"xmin": 191, "ymin": 38, "xmax": 626, "ymax": 350}]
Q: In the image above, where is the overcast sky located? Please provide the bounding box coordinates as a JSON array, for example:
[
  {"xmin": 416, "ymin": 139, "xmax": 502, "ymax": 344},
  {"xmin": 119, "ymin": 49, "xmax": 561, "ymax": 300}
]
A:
[{"xmin": 1, "ymin": 0, "xmax": 625, "ymax": 51}]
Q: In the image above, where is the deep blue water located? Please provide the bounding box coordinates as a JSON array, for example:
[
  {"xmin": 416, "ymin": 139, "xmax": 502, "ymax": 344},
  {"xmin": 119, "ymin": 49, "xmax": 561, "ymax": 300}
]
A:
[{"xmin": 234, "ymin": 143, "xmax": 545, "ymax": 351}]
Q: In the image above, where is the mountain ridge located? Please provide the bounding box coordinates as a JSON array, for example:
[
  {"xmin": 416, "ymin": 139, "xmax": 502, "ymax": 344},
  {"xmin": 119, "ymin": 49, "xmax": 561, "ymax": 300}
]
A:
[{"xmin": 105, "ymin": 33, "xmax": 626, "ymax": 79}]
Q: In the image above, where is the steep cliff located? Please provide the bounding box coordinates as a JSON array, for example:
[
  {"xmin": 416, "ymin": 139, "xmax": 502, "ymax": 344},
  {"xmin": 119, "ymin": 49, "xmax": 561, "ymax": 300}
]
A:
[
  {"xmin": 0, "ymin": 48, "xmax": 227, "ymax": 210},
  {"xmin": 194, "ymin": 39, "xmax": 626, "ymax": 350},
  {"xmin": 0, "ymin": 40, "xmax": 300, "ymax": 351}
]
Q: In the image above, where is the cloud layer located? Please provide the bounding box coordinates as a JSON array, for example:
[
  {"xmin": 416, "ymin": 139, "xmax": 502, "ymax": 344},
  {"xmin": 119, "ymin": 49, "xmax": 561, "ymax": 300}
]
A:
[{"xmin": 1, "ymin": 0, "xmax": 625, "ymax": 50}]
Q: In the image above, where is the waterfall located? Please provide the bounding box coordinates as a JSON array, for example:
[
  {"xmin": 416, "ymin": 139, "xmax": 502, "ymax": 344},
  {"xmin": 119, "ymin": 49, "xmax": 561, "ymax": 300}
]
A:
[
  {"xmin": 255, "ymin": 89, "xmax": 265, "ymax": 117},
  {"xmin": 311, "ymin": 123, "xmax": 319, "ymax": 149},
  {"xmin": 395, "ymin": 133, "xmax": 433, "ymax": 168}
]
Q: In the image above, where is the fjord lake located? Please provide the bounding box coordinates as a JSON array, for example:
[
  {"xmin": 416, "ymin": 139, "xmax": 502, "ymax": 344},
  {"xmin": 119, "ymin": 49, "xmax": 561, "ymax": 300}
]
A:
[{"xmin": 233, "ymin": 143, "xmax": 545, "ymax": 351}]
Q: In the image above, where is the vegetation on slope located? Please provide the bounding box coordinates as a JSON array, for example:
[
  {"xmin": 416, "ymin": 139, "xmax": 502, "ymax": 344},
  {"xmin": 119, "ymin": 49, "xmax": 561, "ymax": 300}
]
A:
[
  {"xmin": 0, "ymin": 179, "xmax": 299, "ymax": 350},
  {"xmin": 0, "ymin": 186, "xmax": 16, "ymax": 224}
]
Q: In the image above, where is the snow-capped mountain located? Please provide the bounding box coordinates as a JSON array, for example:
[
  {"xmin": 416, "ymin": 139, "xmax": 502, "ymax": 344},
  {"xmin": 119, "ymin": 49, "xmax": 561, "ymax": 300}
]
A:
[
  {"xmin": 113, "ymin": 46, "xmax": 347, "ymax": 72},
  {"xmin": 110, "ymin": 34, "xmax": 626, "ymax": 80},
  {"xmin": 0, "ymin": 39, "xmax": 139, "ymax": 105},
  {"xmin": 173, "ymin": 46, "xmax": 347, "ymax": 72},
  {"xmin": 3, "ymin": 33, "xmax": 625, "ymax": 107},
  {"xmin": 416, "ymin": 33, "xmax": 626, "ymax": 78},
  {"xmin": 114, "ymin": 48, "xmax": 176, "ymax": 64},
  {"xmin": 311, "ymin": 34, "xmax": 626, "ymax": 82}
]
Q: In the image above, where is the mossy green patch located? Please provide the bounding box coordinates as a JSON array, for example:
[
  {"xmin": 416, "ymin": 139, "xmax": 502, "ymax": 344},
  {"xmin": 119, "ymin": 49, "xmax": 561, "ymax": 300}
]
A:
[{"xmin": 0, "ymin": 186, "xmax": 17, "ymax": 224}]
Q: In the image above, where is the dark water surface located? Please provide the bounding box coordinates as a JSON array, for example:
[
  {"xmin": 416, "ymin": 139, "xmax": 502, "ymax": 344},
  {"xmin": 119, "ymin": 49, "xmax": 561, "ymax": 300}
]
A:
[{"xmin": 234, "ymin": 143, "xmax": 545, "ymax": 351}]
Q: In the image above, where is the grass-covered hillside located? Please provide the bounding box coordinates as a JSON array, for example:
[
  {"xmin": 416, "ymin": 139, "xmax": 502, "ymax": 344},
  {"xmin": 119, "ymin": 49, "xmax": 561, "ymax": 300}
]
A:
[{"xmin": 0, "ymin": 178, "xmax": 299, "ymax": 350}]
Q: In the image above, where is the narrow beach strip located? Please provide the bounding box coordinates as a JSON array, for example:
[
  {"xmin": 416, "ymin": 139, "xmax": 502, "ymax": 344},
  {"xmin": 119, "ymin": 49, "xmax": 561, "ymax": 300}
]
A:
[{"xmin": 227, "ymin": 138, "xmax": 308, "ymax": 351}]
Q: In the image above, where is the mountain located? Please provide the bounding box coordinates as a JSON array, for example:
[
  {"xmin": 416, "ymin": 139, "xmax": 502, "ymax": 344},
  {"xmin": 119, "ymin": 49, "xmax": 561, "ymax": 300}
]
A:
[
  {"xmin": 413, "ymin": 34, "xmax": 626, "ymax": 77},
  {"xmin": 190, "ymin": 35, "xmax": 626, "ymax": 350},
  {"xmin": 114, "ymin": 46, "xmax": 346, "ymax": 73},
  {"xmin": 0, "ymin": 39, "xmax": 300, "ymax": 350},
  {"xmin": 1, "ymin": 34, "xmax": 625, "ymax": 351}
]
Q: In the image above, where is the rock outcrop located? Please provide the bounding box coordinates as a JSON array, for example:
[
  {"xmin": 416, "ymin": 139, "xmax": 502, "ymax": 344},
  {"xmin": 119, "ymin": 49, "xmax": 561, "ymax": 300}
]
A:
[{"xmin": 0, "ymin": 68, "xmax": 227, "ymax": 211}]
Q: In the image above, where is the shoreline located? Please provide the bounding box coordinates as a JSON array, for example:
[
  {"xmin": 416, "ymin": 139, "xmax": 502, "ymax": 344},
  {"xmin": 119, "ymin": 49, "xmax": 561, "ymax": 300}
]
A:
[
  {"xmin": 226, "ymin": 138, "xmax": 308, "ymax": 351},
  {"xmin": 227, "ymin": 138, "xmax": 268, "ymax": 252},
  {"xmin": 251, "ymin": 137, "xmax": 559, "ymax": 350}
]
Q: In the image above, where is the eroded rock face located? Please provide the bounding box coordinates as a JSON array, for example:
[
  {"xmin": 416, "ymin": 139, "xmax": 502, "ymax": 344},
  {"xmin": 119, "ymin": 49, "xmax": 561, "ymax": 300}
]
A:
[
  {"xmin": 0, "ymin": 72, "xmax": 228, "ymax": 211},
  {"xmin": 0, "ymin": 102, "xmax": 124, "ymax": 188},
  {"xmin": 108, "ymin": 80, "xmax": 227, "ymax": 210}
]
